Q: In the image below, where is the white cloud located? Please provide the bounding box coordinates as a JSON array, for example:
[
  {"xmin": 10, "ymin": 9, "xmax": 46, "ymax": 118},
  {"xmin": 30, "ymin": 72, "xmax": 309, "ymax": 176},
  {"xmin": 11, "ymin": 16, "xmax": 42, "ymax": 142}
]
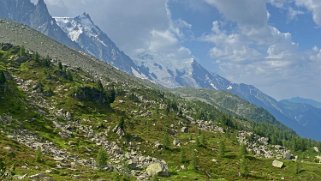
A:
[
  {"xmin": 268, "ymin": 0, "xmax": 287, "ymax": 8},
  {"xmin": 204, "ymin": 0, "xmax": 268, "ymax": 27},
  {"xmin": 44, "ymin": 0, "xmax": 321, "ymax": 101},
  {"xmin": 45, "ymin": 0, "xmax": 192, "ymax": 62},
  {"xmin": 288, "ymin": 7, "xmax": 305, "ymax": 20},
  {"xmin": 202, "ymin": 21, "xmax": 261, "ymax": 63},
  {"xmin": 45, "ymin": 0, "xmax": 170, "ymax": 54},
  {"xmin": 295, "ymin": 0, "xmax": 321, "ymax": 26},
  {"xmin": 201, "ymin": 0, "xmax": 321, "ymax": 100}
]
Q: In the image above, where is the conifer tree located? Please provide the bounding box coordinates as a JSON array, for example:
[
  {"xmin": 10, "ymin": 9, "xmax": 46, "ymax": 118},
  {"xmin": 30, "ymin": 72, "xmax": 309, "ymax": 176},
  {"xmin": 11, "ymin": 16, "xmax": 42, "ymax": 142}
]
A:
[
  {"xmin": 19, "ymin": 46, "xmax": 25, "ymax": 56},
  {"xmin": 163, "ymin": 131, "xmax": 170, "ymax": 150},
  {"xmin": 218, "ymin": 141, "xmax": 225, "ymax": 159},
  {"xmin": 0, "ymin": 71, "xmax": 6, "ymax": 85},
  {"xmin": 239, "ymin": 144, "xmax": 247, "ymax": 158},
  {"xmin": 199, "ymin": 134, "xmax": 206, "ymax": 147},
  {"xmin": 180, "ymin": 149, "xmax": 187, "ymax": 164},
  {"xmin": 240, "ymin": 158, "xmax": 249, "ymax": 177},
  {"xmin": 58, "ymin": 62, "xmax": 63, "ymax": 70},
  {"xmin": 191, "ymin": 151, "xmax": 198, "ymax": 170},
  {"xmin": 35, "ymin": 147, "xmax": 43, "ymax": 163},
  {"xmin": 96, "ymin": 148, "xmax": 108, "ymax": 169}
]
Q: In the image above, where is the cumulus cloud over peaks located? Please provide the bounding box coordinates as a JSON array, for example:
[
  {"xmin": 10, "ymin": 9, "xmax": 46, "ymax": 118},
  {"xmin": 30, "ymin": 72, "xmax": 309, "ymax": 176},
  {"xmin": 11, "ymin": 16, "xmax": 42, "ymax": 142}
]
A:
[
  {"xmin": 44, "ymin": 0, "xmax": 321, "ymax": 101},
  {"xmin": 201, "ymin": 0, "xmax": 321, "ymax": 100},
  {"xmin": 204, "ymin": 0, "xmax": 268, "ymax": 27},
  {"xmin": 45, "ymin": 0, "xmax": 193, "ymax": 62},
  {"xmin": 296, "ymin": 0, "xmax": 321, "ymax": 26},
  {"xmin": 45, "ymin": 0, "xmax": 169, "ymax": 53}
]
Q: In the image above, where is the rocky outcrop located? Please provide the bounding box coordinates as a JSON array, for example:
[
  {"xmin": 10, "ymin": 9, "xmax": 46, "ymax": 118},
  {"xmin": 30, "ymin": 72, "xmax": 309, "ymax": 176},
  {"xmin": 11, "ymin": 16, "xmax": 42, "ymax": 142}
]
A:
[
  {"xmin": 238, "ymin": 131, "xmax": 293, "ymax": 159},
  {"xmin": 192, "ymin": 120, "xmax": 224, "ymax": 133}
]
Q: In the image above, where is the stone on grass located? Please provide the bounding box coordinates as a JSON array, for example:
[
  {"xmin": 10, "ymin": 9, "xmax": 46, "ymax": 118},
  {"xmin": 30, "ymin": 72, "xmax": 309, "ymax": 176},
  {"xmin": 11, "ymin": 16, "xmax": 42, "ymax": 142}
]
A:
[
  {"xmin": 272, "ymin": 160, "xmax": 284, "ymax": 168},
  {"xmin": 181, "ymin": 127, "xmax": 188, "ymax": 133},
  {"xmin": 146, "ymin": 162, "xmax": 169, "ymax": 177},
  {"xmin": 313, "ymin": 147, "xmax": 319, "ymax": 153}
]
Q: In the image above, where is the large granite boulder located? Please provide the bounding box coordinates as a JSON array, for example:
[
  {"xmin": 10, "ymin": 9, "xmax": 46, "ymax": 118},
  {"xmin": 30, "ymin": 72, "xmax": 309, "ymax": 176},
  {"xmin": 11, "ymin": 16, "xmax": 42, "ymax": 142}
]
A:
[
  {"xmin": 146, "ymin": 162, "xmax": 169, "ymax": 176},
  {"xmin": 272, "ymin": 160, "xmax": 283, "ymax": 168}
]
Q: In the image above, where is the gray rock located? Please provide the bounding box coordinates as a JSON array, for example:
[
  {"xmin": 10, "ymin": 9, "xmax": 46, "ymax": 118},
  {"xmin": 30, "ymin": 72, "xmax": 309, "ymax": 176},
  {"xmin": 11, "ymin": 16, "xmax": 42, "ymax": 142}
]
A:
[
  {"xmin": 65, "ymin": 112, "xmax": 72, "ymax": 120},
  {"xmin": 313, "ymin": 147, "xmax": 320, "ymax": 153},
  {"xmin": 283, "ymin": 151, "xmax": 292, "ymax": 160},
  {"xmin": 29, "ymin": 173, "xmax": 53, "ymax": 181},
  {"xmin": 13, "ymin": 174, "xmax": 27, "ymax": 180},
  {"xmin": 173, "ymin": 139, "xmax": 181, "ymax": 146},
  {"xmin": 181, "ymin": 127, "xmax": 188, "ymax": 133},
  {"xmin": 154, "ymin": 142, "xmax": 163, "ymax": 149},
  {"xmin": 146, "ymin": 162, "xmax": 169, "ymax": 176},
  {"xmin": 128, "ymin": 159, "xmax": 139, "ymax": 170},
  {"xmin": 272, "ymin": 160, "xmax": 284, "ymax": 168}
]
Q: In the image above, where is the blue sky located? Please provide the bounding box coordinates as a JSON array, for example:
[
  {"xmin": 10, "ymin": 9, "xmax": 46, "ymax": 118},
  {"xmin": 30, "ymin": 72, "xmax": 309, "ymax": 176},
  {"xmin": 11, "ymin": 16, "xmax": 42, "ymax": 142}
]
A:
[{"xmin": 45, "ymin": 0, "xmax": 321, "ymax": 102}]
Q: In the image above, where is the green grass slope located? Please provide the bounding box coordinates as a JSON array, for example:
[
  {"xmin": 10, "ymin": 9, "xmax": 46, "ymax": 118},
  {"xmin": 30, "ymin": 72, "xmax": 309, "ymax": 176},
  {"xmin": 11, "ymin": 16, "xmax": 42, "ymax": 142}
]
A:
[{"xmin": 0, "ymin": 25, "xmax": 321, "ymax": 180}]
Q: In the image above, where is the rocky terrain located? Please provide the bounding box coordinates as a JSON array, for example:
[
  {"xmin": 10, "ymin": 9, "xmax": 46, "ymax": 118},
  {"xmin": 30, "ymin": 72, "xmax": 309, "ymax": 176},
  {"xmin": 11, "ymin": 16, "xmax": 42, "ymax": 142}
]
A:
[{"xmin": 0, "ymin": 19, "xmax": 321, "ymax": 180}]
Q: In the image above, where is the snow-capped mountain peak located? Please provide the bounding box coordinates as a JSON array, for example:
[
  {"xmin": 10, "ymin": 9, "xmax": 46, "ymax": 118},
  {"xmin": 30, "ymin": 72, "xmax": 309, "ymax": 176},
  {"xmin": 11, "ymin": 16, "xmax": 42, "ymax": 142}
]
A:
[
  {"xmin": 54, "ymin": 13, "xmax": 149, "ymax": 76},
  {"xmin": 55, "ymin": 13, "xmax": 97, "ymax": 42}
]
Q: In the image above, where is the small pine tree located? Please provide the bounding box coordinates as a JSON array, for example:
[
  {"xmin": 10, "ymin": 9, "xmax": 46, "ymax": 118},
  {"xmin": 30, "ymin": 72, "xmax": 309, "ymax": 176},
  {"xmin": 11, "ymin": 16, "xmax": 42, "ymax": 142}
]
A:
[
  {"xmin": 295, "ymin": 160, "xmax": 301, "ymax": 174},
  {"xmin": 34, "ymin": 52, "xmax": 40, "ymax": 62},
  {"xmin": 19, "ymin": 46, "xmax": 25, "ymax": 56},
  {"xmin": 58, "ymin": 62, "xmax": 63, "ymax": 70},
  {"xmin": 117, "ymin": 117, "xmax": 125, "ymax": 132},
  {"xmin": 218, "ymin": 141, "xmax": 225, "ymax": 159},
  {"xmin": 240, "ymin": 158, "xmax": 249, "ymax": 177},
  {"xmin": 190, "ymin": 151, "xmax": 198, "ymax": 170},
  {"xmin": 0, "ymin": 71, "xmax": 6, "ymax": 85},
  {"xmin": 239, "ymin": 144, "xmax": 247, "ymax": 158},
  {"xmin": 66, "ymin": 71, "xmax": 73, "ymax": 81},
  {"xmin": 96, "ymin": 148, "xmax": 108, "ymax": 169},
  {"xmin": 180, "ymin": 149, "xmax": 187, "ymax": 164},
  {"xmin": 199, "ymin": 134, "xmax": 206, "ymax": 147},
  {"xmin": 97, "ymin": 80, "xmax": 104, "ymax": 91},
  {"xmin": 44, "ymin": 55, "xmax": 51, "ymax": 67},
  {"xmin": 108, "ymin": 86, "xmax": 116, "ymax": 103},
  {"xmin": 35, "ymin": 147, "xmax": 42, "ymax": 163},
  {"xmin": 163, "ymin": 131, "xmax": 170, "ymax": 150},
  {"xmin": 196, "ymin": 137, "xmax": 201, "ymax": 147},
  {"xmin": 0, "ymin": 158, "xmax": 5, "ymax": 176}
]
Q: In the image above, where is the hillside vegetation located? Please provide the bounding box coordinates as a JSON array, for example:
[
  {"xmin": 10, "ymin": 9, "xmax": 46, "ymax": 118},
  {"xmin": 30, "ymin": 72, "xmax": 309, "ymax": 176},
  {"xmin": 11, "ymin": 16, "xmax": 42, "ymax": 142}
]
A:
[
  {"xmin": 0, "ymin": 42, "xmax": 321, "ymax": 180},
  {"xmin": 1, "ymin": 18, "xmax": 321, "ymax": 180}
]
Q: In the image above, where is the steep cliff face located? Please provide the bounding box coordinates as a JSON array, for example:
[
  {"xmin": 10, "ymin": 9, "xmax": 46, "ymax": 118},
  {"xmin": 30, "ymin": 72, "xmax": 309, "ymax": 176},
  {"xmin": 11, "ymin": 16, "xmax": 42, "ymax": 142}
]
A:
[{"xmin": 0, "ymin": 0, "xmax": 79, "ymax": 49}]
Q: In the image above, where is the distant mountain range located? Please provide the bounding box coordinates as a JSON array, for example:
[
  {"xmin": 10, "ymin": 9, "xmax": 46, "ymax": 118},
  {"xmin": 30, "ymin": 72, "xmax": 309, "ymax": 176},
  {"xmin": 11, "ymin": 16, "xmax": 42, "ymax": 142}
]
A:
[
  {"xmin": 282, "ymin": 97, "xmax": 321, "ymax": 109},
  {"xmin": 1, "ymin": 0, "xmax": 321, "ymax": 140}
]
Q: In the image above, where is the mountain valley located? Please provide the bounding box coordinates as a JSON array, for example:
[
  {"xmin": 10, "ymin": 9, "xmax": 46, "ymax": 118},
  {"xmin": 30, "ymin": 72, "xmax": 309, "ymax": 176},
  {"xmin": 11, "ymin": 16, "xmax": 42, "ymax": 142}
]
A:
[{"xmin": 0, "ymin": 0, "xmax": 321, "ymax": 180}]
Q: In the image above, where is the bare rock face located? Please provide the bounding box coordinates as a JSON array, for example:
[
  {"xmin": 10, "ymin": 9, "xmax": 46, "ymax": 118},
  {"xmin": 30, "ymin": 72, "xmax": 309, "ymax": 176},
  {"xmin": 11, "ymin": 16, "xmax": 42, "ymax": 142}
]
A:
[
  {"xmin": 272, "ymin": 160, "xmax": 284, "ymax": 168},
  {"xmin": 146, "ymin": 162, "xmax": 169, "ymax": 177}
]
